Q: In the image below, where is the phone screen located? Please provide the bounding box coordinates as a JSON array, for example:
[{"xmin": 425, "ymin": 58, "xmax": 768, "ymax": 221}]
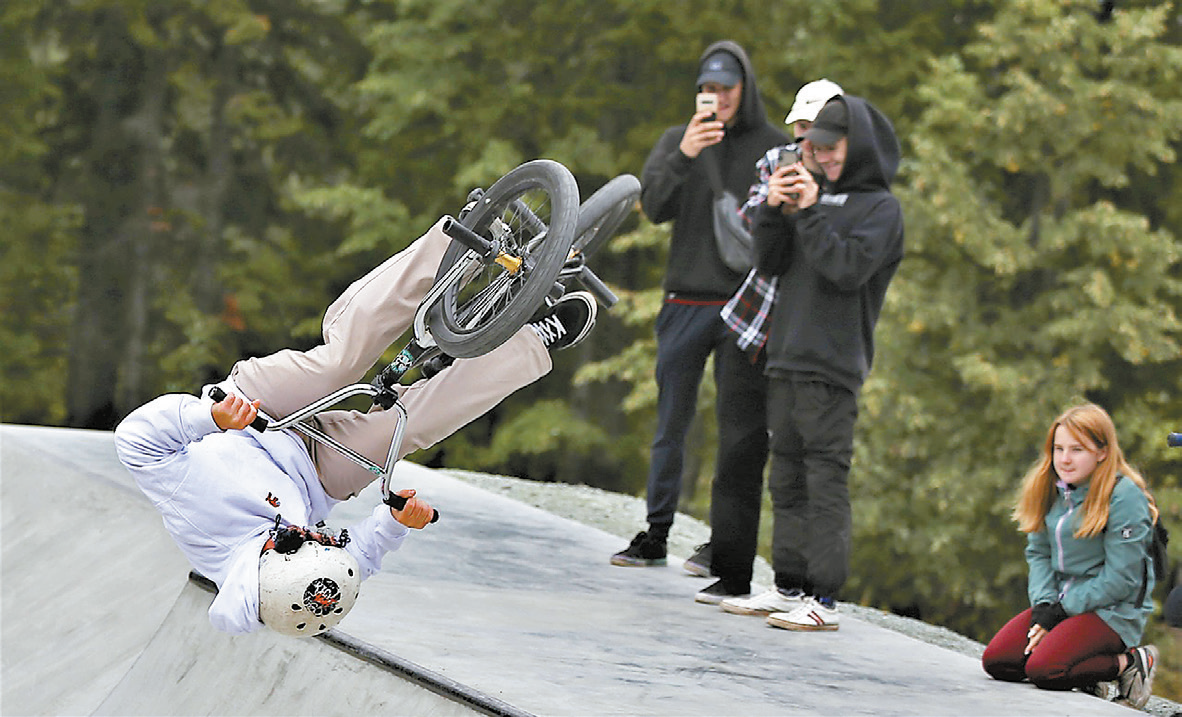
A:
[
  {"xmin": 778, "ymin": 147, "xmax": 801, "ymax": 169},
  {"xmin": 695, "ymin": 92, "xmax": 718, "ymax": 119}
]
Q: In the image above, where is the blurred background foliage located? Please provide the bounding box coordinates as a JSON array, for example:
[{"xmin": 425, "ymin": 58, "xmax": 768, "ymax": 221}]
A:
[{"xmin": 5, "ymin": 0, "xmax": 1182, "ymax": 686}]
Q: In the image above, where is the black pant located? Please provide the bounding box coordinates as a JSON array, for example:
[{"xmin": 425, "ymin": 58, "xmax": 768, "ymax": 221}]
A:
[
  {"xmin": 646, "ymin": 300, "xmax": 767, "ymax": 588},
  {"xmin": 766, "ymin": 374, "xmax": 857, "ymax": 597}
]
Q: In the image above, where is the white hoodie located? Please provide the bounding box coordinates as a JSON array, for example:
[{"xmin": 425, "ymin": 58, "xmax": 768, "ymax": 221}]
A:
[{"xmin": 114, "ymin": 386, "xmax": 408, "ymax": 634}]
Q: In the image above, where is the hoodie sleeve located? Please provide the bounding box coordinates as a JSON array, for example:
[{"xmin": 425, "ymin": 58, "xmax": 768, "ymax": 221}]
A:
[
  {"xmin": 752, "ymin": 202, "xmax": 793, "ymax": 276},
  {"xmin": 114, "ymin": 394, "xmax": 222, "ymax": 501},
  {"xmin": 345, "ymin": 503, "xmax": 411, "ymax": 580},
  {"xmin": 208, "ymin": 535, "xmax": 268, "ymax": 634},
  {"xmin": 794, "ymin": 195, "xmax": 904, "ymax": 292},
  {"xmin": 640, "ymin": 126, "xmax": 694, "ymax": 224}
]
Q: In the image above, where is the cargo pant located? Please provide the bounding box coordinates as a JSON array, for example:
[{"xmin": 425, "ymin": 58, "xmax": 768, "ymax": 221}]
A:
[{"xmin": 230, "ymin": 218, "xmax": 551, "ymax": 499}]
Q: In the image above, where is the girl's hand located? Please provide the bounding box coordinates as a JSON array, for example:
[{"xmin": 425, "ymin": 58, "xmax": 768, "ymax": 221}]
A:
[
  {"xmin": 1025, "ymin": 624, "xmax": 1048, "ymax": 655},
  {"xmin": 212, "ymin": 393, "xmax": 261, "ymax": 431}
]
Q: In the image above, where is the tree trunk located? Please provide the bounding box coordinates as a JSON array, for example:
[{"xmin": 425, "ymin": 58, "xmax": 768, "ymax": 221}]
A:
[
  {"xmin": 118, "ymin": 37, "xmax": 169, "ymax": 418},
  {"xmin": 66, "ymin": 9, "xmax": 139, "ymax": 429},
  {"xmin": 194, "ymin": 39, "xmax": 235, "ymax": 318}
]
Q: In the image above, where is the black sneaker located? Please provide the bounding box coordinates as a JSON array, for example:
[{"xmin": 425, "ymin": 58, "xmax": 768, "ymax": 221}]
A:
[
  {"xmin": 694, "ymin": 579, "xmax": 750, "ymax": 605},
  {"xmin": 528, "ymin": 291, "xmax": 597, "ymax": 351},
  {"xmin": 683, "ymin": 542, "xmax": 711, "ymax": 577},
  {"xmin": 1117, "ymin": 644, "xmax": 1158, "ymax": 708},
  {"xmin": 610, "ymin": 530, "xmax": 667, "ymax": 566}
]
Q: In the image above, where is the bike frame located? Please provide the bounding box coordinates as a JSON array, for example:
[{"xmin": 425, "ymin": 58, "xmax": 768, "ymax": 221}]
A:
[
  {"xmin": 257, "ymin": 213, "xmax": 531, "ymax": 502},
  {"xmin": 228, "ymin": 168, "xmax": 628, "ymax": 505}
]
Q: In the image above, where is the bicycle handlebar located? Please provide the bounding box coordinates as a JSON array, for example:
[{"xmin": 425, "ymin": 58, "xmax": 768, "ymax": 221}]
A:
[{"xmin": 209, "ymin": 387, "xmax": 269, "ymax": 432}]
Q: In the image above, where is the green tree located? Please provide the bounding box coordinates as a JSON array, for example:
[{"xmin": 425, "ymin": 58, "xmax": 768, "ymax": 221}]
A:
[
  {"xmin": 18, "ymin": 0, "xmax": 380, "ymax": 425},
  {"xmin": 0, "ymin": 1, "xmax": 80, "ymax": 424}
]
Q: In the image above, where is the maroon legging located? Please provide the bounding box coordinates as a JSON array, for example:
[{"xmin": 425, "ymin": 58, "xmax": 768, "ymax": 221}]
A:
[{"xmin": 982, "ymin": 608, "xmax": 1125, "ymax": 690}]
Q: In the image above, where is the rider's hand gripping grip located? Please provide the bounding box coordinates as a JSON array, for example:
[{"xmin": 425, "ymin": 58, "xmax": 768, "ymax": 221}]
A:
[
  {"xmin": 208, "ymin": 386, "xmax": 269, "ymax": 432},
  {"xmin": 384, "ymin": 492, "xmax": 440, "ymax": 524}
]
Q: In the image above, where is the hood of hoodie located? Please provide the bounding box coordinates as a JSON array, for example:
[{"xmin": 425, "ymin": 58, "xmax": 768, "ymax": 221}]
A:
[
  {"xmin": 827, "ymin": 95, "xmax": 900, "ymax": 194},
  {"xmin": 697, "ymin": 40, "xmax": 771, "ymax": 137}
]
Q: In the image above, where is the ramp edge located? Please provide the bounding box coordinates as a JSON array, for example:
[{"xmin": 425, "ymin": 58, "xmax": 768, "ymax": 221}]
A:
[{"xmin": 187, "ymin": 572, "xmax": 534, "ymax": 717}]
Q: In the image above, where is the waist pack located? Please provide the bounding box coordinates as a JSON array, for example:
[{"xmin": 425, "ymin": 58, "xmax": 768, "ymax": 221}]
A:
[{"xmin": 711, "ymin": 190, "xmax": 754, "ymax": 274}]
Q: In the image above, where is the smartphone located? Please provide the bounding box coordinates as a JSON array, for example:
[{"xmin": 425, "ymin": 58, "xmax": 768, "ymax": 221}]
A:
[
  {"xmin": 778, "ymin": 145, "xmax": 802, "ymax": 200},
  {"xmin": 695, "ymin": 92, "xmax": 718, "ymax": 121},
  {"xmin": 777, "ymin": 145, "xmax": 801, "ymax": 170}
]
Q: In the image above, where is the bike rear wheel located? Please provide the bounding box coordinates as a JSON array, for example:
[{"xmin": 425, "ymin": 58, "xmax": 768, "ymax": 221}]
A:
[
  {"xmin": 571, "ymin": 173, "xmax": 641, "ymax": 259},
  {"xmin": 426, "ymin": 159, "xmax": 579, "ymax": 358}
]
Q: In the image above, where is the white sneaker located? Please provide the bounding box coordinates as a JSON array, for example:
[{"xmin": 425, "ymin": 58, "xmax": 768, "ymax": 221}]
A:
[
  {"xmin": 720, "ymin": 588, "xmax": 807, "ymax": 616},
  {"xmin": 767, "ymin": 596, "xmax": 840, "ymax": 631}
]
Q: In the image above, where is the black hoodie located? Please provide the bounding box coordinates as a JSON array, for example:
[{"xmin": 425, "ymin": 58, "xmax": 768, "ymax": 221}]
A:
[
  {"xmin": 640, "ymin": 40, "xmax": 787, "ymax": 298},
  {"xmin": 752, "ymin": 95, "xmax": 904, "ymax": 393}
]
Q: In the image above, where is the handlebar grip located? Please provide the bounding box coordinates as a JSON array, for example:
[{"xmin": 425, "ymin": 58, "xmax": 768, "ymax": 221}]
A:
[
  {"xmin": 576, "ymin": 266, "xmax": 618, "ymax": 309},
  {"xmin": 208, "ymin": 387, "xmax": 269, "ymax": 432},
  {"xmin": 440, "ymin": 215, "xmax": 497, "ymax": 259},
  {"xmin": 1169, "ymin": 433, "xmax": 1182, "ymax": 448},
  {"xmin": 385, "ymin": 493, "xmax": 440, "ymax": 524}
]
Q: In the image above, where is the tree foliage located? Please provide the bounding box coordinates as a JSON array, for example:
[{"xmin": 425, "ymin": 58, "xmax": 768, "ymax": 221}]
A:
[
  {"xmin": 852, "ymin": 1, "xmax": 1182, "ymax": 639},
  {"xmin": 5, "ymin": 0, "xmax": 1182, "ymax": 665}
]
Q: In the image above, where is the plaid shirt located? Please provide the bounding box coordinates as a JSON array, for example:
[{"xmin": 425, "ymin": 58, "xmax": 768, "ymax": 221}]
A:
[{"xmin": 721, "ymin": 147, "xmax": 785, "ymax": 360}]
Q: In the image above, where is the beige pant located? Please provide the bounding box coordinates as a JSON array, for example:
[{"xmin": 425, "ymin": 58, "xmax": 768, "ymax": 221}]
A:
[{"xmin": 230, "ymin": 218, "xmax": 552, "ymax": 499}]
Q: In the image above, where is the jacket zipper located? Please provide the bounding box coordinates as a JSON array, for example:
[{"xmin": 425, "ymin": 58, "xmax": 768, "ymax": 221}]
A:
[{"xmin": 1054, "ymin": 485, "xmax": 1076, "ymax": 601}]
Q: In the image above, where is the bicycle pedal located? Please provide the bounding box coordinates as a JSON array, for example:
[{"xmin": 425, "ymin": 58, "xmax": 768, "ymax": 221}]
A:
[
  {"xmin": 458, "ymin": 188, "xmax": 484, "ymax": 220},
  {"xmin": 547, "ymin": 282, "xmax": 566, "ymax": 304}
]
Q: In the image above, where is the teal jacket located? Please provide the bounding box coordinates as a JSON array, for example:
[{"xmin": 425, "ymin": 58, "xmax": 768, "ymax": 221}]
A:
[{"xmin": 1026, "ymin": 475, "xmax": 1155, "ymax": 648}]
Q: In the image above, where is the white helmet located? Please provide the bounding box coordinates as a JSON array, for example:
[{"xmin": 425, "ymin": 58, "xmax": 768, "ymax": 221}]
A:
[{"xmin": 259, "ymin": 540, "xmax": 361, "ymax": 637}]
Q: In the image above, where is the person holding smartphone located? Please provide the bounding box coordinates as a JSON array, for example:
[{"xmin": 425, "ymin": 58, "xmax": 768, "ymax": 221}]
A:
[
  {"xmin": 716, "ymin": 95, "xmax": 903, "ymax": 630},
  {"xmin": 611, "ymin": 41, "xmax": 786, "ymax": 607}
]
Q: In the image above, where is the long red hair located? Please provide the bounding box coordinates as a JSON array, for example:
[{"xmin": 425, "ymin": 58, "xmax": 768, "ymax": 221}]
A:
[{"xmin": 1014, "ymin": 403, "xmax": 1157, "ymax": 537}]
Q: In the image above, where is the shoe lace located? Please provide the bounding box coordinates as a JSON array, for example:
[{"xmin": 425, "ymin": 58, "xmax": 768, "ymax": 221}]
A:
[{"xmin": 529, "ymin": 314, "xmax": 566, "ymax": 347}]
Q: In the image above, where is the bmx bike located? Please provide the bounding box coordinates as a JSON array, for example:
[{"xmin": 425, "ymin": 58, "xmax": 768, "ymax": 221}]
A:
[{"xmin": 213, "ymin": 161, "xmax": 640, "ymax": 517}]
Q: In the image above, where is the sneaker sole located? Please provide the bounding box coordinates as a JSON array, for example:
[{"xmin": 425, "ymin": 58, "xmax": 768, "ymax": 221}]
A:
[
  {"xmin": 1119, "ymin": 645, "xmax": 1158, "ymax": 708},
  {"xmin": 610, "ymin": 556, "xmax": 667, "ymax": 567},
  {"xmin": 682, "ymin": 560, "xmax": 710, "ymax": 578},
  {"xmin": 720, "ymin": 603, "xmax": 776, "ymax": 616},
  {"xmin": 766, "ymin": 614, "xmax": 839, "ymax": 631},
  {"xmin": 696, "ymin": 592, "xmax": 749, "ymax": 606}
]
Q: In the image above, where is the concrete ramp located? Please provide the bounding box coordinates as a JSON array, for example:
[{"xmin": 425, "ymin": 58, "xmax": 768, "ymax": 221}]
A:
[
  {"xmin": 1, "ymin": 424, "xmax": 1143, "ymax": 716},
  {"xmin": 94, "ymin": 575, "xmax": 503, "ymax": 716},
  {"xmin": 1, "ymin": 425, "xmax": 192, "ymax": 716},
  {"xmin": 1, "ymin": 424, "xmax": 511, "ymax": 717}
]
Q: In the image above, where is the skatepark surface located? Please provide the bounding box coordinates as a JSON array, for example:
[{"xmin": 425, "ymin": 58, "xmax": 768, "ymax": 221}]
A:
[{"xmin": 0, "ymin": 423, "xmax": 1156, "ymax": 716}]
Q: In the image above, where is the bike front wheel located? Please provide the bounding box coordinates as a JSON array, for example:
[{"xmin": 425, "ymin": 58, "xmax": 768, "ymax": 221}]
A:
[{"xmin": 426, "ymin": 159, "xmax": 579, "ymax": 358}]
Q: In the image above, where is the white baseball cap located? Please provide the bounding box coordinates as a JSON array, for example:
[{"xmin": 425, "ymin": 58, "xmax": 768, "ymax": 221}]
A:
[{"xmin": 784, "ymin": 79, "xmax": 844, "ymax": 125}]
